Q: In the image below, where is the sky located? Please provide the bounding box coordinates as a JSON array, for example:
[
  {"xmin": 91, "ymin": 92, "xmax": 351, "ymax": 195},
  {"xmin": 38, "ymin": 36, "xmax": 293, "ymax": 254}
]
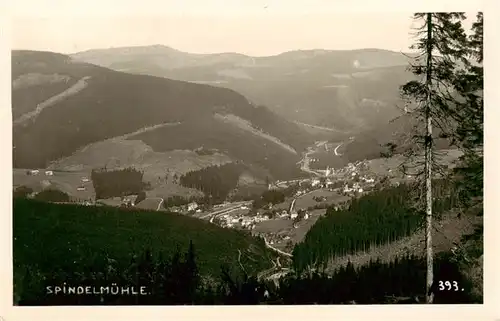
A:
[{"xmin": 8, "ymin": 0, "xmax": 482, "ymax": 56}]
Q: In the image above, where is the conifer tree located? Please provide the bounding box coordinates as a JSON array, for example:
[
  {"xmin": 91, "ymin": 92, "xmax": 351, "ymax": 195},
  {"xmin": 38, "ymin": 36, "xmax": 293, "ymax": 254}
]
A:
[
  {"xmin": 450, "ymin": 12, "xmax": 483, "ymax": 211},
  {"xmin": 400, "ymin": 13, "xmax": 469, "ymax": 303},
  {"xmin": 184, "ymin": 240, "xmax": 200, "ymax": 303}
]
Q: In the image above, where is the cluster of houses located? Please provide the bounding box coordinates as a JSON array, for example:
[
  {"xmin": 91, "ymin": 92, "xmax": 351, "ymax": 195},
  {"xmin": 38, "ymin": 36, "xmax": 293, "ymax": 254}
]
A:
[
  {"xmin": 25, "ymin": 170, "xmax": 93, "ymax": 194},
  {"xmin": 77, "ymin": 176, "xmax": 91, "ymax": 192},
  {"xmin": 268, "ymin": 178, "xmax": 311, "ymax": 191},
  {"xmin": 213, "ymin": 212, "xmax": 268, "ymax": 230},
  {"xmin": 268, "ymin": 208, "xmax": 310, "ymax": 221},
  {"xmin": 121, "ymin": 195, "xmax": 137, "ymax": 207},
  {"xmin": 210, "ymin": 204, "xmax": 311, "ymax": 231},
  {"xmin": 27, "ymin": 169, "xmax": 53, "ymax": 176},
  {"xmin": 254, "ymin": 231, "xmax": 293, "ymax": 246},
  {"xmin": 335, "ymin": 161, "xmax": 371, "ymax": 178},
  {"xmin": 168, "ymin": 201, "xmax": 203, "ymax": 213},
  {"xmin": 341, "ymin": 174, "xmax": 377, "ymax": 196}
]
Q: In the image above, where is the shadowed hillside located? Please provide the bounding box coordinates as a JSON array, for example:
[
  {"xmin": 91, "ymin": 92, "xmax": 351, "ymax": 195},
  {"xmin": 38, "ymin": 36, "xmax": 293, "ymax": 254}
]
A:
[
  {"xmin": 72, "ymin": 46, "xmax": 417, "ymax": 132},
  {"xmin": 12, "ymin": 50, "xmax": 315, "ymax": 180},
  {"xmin": 13, "ymin": 198, "xmax": 275, "ymax": 278},
  {"xmin": 344, "ymin": 112, "xmax": 452, "ymax": 163}
]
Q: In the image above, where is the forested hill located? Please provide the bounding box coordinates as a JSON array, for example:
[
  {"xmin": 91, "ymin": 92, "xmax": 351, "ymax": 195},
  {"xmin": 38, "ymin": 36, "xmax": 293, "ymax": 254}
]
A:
[
  {"xmin": 292, "ymin": 180, "xmax": 460, "ymax": 273},
  {"xmin": 343, "ymin": 112, "xmax": 453, "ymax": 163},
  {"xmin": 13, "ymin": 198, "xmax": 275, "ymax": 280},
  {"xmin": 12, "ymin": 50, "xmax": 314, "ymax": 180}
]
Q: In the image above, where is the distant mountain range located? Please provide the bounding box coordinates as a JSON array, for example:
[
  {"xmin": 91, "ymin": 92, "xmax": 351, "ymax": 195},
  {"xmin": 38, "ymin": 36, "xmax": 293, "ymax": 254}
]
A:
[
  {"xmin": 12, "ymin": 50, "xmax": 321, "ymax": 180},
  {"xmin": 12, "ymin": 47, "xmax": 435, "ymax": 185},
  {"xmin": 71, "ymin": 45, "xmax": 418, "ymax": 132}
]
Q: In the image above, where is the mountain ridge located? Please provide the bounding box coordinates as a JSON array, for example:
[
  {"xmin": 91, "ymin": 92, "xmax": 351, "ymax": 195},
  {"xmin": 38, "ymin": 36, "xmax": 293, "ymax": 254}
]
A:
[
  {"xmin": 70, "ymin": 45, "xmax": 416, "ymax": 131},
  {"xmin": 12, "ymin": 50, "xmax": 316, "ymax": 181}
]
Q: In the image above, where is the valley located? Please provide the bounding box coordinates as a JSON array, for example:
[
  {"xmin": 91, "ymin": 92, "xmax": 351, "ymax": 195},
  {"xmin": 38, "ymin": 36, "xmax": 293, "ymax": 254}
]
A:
[
  {"xmin": 11, "ymin": 20, "xmax": 484, "ymax": 304},
  {"xmin": 13, "ymin": 120, "xmax": 466, "ymax": 265}
]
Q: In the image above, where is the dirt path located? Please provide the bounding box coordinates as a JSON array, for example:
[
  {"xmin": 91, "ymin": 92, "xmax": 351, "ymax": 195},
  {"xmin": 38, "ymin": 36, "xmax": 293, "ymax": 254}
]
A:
[
  {"xmin": 293, "ymin": 121, "xmax": 345, "ymax": 133},
  {"xmin": 299, "ymin": 146, "xmax": 323, "ymax": 176},
  {"xmin": 75, "ymin": 122, "xmax": 182, "ymax": 155},
  {"xmin": 214, "ymin": 113, "xmax": 297, "ymax": 155},
  {"xmin": 263, "ymin": 237, "xmax": 293, "ymax": 258},
  {"xmin": 13, "ymin": 76, "xmax": 91, "ymax": 126},
  {"xmin": 334, "ymin": 142, "xmax": 344, "ymax": 156},
  {"xmin": 156, "ymin": 198, "xmax": 164, "ymax": 211}
]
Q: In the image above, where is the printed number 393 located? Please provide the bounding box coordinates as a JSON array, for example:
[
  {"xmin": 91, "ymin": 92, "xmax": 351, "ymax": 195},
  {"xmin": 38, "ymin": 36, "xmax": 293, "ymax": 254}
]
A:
[{"xmin": 438, "ymin": 280, "xmax": 459, "ymax": 291}]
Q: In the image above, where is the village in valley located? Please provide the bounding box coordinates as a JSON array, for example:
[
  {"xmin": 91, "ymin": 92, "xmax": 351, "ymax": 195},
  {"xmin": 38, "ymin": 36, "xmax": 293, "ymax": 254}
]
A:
[{"xmin": 14, "ymin": 143, "xmax": 425, "ymax": 254}]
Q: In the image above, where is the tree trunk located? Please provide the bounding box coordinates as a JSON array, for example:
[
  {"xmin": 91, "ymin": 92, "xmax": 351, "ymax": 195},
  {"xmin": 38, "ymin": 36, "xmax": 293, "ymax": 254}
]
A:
[{"xmin": 425, "ymin": 12, "xmax": 434, "ymax": 304}]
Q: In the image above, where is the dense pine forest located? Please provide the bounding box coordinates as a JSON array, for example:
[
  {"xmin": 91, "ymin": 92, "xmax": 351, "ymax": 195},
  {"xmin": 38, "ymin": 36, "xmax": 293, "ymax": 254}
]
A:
[
  {"xmin": 13, "ymin": 198, "xmax": 276, "ymax": 304},
  {"xmin": 33, "ymin": 188, "xmax": 71, "ymax": 203},
  {"xmin": 16, "ymin": 245, "xmax": 477, "ymax": 305},
  {"xmin": 179, "ymin": 163, "xmax": 247, "ymax": 203},
  {"xmin": 249, "ymin": 184, "xmax": 300, "ymax": 210},
  {"xmin": 91, "ymin": 167, "xmax": 147, "ymax": 199},
  {"xmin": 292, "ymin": 180, "xmax": 459, "ymax": 273}
]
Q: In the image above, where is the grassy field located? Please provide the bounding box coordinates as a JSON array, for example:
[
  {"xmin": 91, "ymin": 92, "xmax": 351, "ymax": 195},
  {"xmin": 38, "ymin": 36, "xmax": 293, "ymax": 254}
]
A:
[
  {"xmin": 289, "ymin": 209, "xmax": 327, "ymax": 245},
  {"xmin": 13, "ymin": 198, "xmax": 275, "ymax": 282},
  {"xmin": 13, "ymin": 169, "xmax": 95, "ymax": 200},
  {"xmin": 135, "ymin": 198, "xmax": 163, "ymax": 211},
  {"xmin": 308, "ymin": 150, "xmax": 349, "ymax": 170},
  {"xmin": 294, "ymin": 189, "xmax": 350, "ymax": 210},
  {"xmin": 14, "ymin": 137, "xmax": 220, "ymax": 201},
  {"xmin": 254, "ymin": 218, "xmax": 294, "ymax": 234},
  {"xmin": 47, "ymin": 138, "xmax": 233, "ymax": 180}
]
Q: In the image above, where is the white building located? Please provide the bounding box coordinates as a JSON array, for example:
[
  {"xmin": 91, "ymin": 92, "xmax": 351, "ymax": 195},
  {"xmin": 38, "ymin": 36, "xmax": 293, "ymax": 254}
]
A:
[
  {"xmin": 77, "ymin": 186, "xmax": 86, "ymax": 191},
  {"xmin": 290, "ymin": 212, "xmax": 298, "ymax": 219},
  {"xmin": 311, "ymin": 179, "xmax": 320, "ymax": 187},
  {"xmin": 29, "ymin": 169, "xmax": 40, "ymax": 175},
  {"xmin": 81, "ymin": 177, "xmax": 90, "ymax": 183},
  {"xmin": 325, "ymin": 179, "xmax": 334, "ymax": 188},
  {"xmin": 304, "ymin": 213, "xmax": 309, "ymax": 220},
  {"xmin": 187, "ymin": 202, "xmax": 198, "ymax": 211},
  {"xmin": 45, "ymin": 170, "xmax": 54, "ymax": 176}
]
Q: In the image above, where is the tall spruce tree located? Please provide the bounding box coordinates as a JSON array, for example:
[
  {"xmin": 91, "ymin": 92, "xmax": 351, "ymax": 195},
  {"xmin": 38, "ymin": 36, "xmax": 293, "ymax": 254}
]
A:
[
  {"xmin": 400, "ymin": 12, "xmax": 469, "ymax": 303},
  {"xmin": 450, "ymin": 12, "xmax": 483, "ymax": 211}
]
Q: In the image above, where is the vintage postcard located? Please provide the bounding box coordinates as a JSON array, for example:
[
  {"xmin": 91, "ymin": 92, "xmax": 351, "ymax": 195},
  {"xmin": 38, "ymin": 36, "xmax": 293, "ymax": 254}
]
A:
[{"xmin": 1, "ymin": 0, "xmax": 497, "ymax": 320}]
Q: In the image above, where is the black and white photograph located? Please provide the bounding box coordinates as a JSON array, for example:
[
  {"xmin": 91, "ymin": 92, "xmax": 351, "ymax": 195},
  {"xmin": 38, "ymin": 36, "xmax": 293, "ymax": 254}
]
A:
[{"xmin": 4, "ymin": 0, "xmax": 493, "ymax": 315}]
